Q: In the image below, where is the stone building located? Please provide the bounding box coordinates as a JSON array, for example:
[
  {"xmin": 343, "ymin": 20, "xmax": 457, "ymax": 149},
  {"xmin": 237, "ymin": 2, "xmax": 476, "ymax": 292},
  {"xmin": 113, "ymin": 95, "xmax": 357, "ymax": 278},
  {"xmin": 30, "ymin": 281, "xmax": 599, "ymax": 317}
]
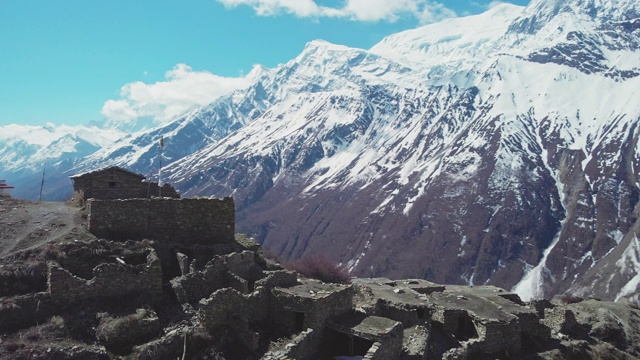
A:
[
  {"xmin": 69, "ymin": 166, "xmax": 179, "ymax": 202},
  {"xmin": 0, "ymin": 180, "xmax": 14, "ymax": 196}
]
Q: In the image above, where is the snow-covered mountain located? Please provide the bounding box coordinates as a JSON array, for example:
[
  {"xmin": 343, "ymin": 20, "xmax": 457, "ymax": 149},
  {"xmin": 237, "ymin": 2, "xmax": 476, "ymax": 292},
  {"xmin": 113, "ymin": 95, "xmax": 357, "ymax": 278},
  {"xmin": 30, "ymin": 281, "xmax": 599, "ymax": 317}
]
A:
[
  {"xmin": 0, "ymin": 124, "xmax": 124, "ymax": 200},
  {"xmin": 69, "ymin": 64, "xmax": 274, "ymax": 182},
  {"xmin": 5, "ymin": 0, "xmax": 640, "ymax": 301},
  {"xmin": 161, "ymin": 0, "xmax": 639, "ymax": 301}
]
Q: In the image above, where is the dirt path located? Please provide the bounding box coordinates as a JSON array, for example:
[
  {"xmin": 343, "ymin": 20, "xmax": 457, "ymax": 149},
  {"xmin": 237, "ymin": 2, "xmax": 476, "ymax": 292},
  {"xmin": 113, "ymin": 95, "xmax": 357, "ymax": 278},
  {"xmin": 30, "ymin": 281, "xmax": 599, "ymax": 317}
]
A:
[{"xmin": 0, "ymin": 196, "xmax": 94, "ymax": 258}]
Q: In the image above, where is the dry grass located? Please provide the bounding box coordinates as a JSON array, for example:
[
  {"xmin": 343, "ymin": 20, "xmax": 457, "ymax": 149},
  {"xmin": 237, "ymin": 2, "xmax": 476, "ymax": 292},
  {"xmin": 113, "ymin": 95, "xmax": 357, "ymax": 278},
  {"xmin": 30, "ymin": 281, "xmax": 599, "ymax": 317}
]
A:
[
  {"xmin": 96, "ymin": 308, "xmax": 149, "ymax": 343},
  {"xmin": 0, "ymin": 299, "xmax": 21, "ymax": 311},
  {"xmin": 1, "ymin": 316, "xmax": 69, "ymax": 354}
]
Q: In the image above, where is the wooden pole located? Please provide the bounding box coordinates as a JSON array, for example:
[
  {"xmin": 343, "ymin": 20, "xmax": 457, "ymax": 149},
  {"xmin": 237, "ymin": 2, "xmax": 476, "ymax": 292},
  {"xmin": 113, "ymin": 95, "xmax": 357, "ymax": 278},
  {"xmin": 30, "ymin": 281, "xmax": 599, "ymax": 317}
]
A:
[{"xmin": 38, "ymin": 162, "xmax": 46, "ymax": 202}]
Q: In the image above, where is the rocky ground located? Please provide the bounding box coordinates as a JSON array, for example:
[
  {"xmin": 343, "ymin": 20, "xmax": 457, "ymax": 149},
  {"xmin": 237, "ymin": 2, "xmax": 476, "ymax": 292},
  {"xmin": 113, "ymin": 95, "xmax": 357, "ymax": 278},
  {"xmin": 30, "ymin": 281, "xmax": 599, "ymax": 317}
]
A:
[{"xmin": 0, "ymin": 195, "xmax": 94, "ymax": 257}]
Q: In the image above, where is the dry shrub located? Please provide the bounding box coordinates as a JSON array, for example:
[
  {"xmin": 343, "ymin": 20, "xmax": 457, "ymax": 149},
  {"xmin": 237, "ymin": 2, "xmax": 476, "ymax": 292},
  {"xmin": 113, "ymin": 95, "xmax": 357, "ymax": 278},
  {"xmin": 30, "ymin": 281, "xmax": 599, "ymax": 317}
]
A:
[
  {"xmin": 18, "ymin": 315, "xmax": 68, "ymax": 342},
  {"xmin": 20, "ymin": 261, "xmax": 47, "ymax": 277},
  {"xmin": 285, "ymin": 255, "xmax": 351, "ymax": 284},
  {"xmin": 3, "ymin": 342, "xmax": 23, "ymax": 352},
  {"xmin": 37, "ymin": 243, "xmax": 66, "ymax": 261},
  {"xmin": 0, "ymin": 300, "xmax": 20, "ymax": 311},
  {"xmin": 96, "ymin": 308, "xmax": 160, "ymax": 353}
]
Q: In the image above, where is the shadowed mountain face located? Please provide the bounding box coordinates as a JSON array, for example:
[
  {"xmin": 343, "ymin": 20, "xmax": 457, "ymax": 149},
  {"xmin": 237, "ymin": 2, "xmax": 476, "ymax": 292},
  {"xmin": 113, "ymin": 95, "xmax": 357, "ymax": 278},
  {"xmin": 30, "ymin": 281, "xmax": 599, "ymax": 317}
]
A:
[
  {"xmin": 5, "ymin": 0, "xmax": 640, "ymax": 301},
  {"xmin": 161, "ymin": 0, "xmax": 640, "ymax": 301}
]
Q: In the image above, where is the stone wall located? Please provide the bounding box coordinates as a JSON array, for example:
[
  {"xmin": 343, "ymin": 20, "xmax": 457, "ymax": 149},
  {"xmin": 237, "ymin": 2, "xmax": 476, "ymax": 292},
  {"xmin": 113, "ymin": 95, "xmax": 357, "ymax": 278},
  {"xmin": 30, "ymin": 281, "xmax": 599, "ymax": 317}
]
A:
[
  {"xmin": 170, "ymin": 251, "xmax": 276, "ymax": 304},
  {"xmin": 271, "ymin": 285, "xmax": 355, "ymax": 333},
  {"xmin": 434, "ymin": 309, "xmax": 472, "ymax": 336},
  {"xmin": 275, "ymin": 329, "xmax": 320, "ymax": 360},
  {"xmin": 375, "ymin": 299, "xmax": 431, "ymax": 328},
  {"xmin": 87, "ymin": 197, "xmax": 235, "ymax": 245},
  {"xmin": 542, "ymin": 308, "xmax": 583, "ymax": 337},
  {"xmin": 198, "ymin": 287, "xmax": 270, "ymax": 331},
  {"xmin": 255, "ymin": 270, "xmax": 298, "ymax": 289},
  {"xmin": 473, "ymin": 319, "xmax": 521, "ymax": 355},
  {"xmin": 367, "ymin": 322, "xmax": 404, "ymax": 360},
  {"xmin": 516, "ymin": 310, "xmax": 551, "ymax": 341},
  {"xmin": 363, "ymin": 341, "xmax": 384, "ymax": 360},
  {"xmin": 47, "ymin": 248, "xmax": 162, "ymax": 304}
]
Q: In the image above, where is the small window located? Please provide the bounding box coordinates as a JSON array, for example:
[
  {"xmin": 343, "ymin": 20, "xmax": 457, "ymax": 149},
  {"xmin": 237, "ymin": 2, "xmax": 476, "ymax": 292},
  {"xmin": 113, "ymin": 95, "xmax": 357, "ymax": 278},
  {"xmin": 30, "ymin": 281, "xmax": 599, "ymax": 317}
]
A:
[{"xmin": 108, "ymin": 181, "xmax": 116, "ymax": 188}]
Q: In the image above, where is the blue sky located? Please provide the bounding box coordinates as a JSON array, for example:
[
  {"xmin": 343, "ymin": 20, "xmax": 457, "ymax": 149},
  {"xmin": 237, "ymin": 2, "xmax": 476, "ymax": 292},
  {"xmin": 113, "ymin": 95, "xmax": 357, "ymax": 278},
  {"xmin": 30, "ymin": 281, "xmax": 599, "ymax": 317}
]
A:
[{"xmin": 0, "ymin": 0, "xmax": 530, "ymax": 128}]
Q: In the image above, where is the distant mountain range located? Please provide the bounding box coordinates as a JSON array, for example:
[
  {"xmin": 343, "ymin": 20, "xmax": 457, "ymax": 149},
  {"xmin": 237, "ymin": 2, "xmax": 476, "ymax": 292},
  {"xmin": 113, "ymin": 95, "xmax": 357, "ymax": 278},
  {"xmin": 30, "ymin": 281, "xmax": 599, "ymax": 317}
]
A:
[
  {"xmin": 2, "ymin": 0, "xmax": 639, "ymax": 302},
  {"xmin": 0, "ymin": 124, "xmax": 124, "ymax": 200}
]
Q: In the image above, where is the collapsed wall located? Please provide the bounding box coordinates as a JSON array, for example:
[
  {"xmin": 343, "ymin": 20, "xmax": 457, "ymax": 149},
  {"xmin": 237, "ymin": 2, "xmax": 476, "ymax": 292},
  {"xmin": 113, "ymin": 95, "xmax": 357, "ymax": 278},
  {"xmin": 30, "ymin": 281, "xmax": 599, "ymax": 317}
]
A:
[
  {"xmin": 0, "ymin": 241, "xmax": 162, "ymax": 333},
  {"xmin": 87, "ymin": 197, "xmax": 235, "ymax": 245}
]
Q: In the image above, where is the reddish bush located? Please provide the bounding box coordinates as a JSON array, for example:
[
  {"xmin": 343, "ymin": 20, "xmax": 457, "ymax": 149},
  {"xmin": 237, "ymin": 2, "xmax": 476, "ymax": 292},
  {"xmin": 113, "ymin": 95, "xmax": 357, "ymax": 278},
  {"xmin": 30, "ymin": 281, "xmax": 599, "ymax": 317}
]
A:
[{"xmin": 286, "ymin": 255, "xmax": 351, "ymax": 284}]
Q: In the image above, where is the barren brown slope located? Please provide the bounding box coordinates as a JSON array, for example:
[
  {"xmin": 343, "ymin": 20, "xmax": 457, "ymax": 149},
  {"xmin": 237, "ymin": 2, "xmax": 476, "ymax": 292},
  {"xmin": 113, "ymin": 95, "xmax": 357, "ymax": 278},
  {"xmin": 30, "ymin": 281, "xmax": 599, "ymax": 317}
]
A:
[{"xmin": 0, "ymin": 196, "xmax": 94, "ymax": 258}]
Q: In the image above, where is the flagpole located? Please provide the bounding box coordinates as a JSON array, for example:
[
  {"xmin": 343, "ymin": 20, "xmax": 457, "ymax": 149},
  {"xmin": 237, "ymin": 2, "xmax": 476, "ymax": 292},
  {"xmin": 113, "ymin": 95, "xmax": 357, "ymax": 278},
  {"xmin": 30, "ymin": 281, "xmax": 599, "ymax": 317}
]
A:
[
  {"xmin": 38, "ymin": 162, "xmax": 46, "ymax": 202},
  {"xmin": 158, "ymin": 137, "xmax": 164, "ymax": 197}
]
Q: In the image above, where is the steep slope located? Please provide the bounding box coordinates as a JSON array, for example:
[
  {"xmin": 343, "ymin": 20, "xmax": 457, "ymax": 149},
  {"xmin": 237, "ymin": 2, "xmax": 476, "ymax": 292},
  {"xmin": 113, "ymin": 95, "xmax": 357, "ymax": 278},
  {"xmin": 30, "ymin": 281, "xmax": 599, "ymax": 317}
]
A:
[
  {"xmin": 69, "ymin": 66, "xmax": 274, "ymax": 182},
  {"xmin": 159, "ymin": 0, "xmax": 640, "ymax": 301}
]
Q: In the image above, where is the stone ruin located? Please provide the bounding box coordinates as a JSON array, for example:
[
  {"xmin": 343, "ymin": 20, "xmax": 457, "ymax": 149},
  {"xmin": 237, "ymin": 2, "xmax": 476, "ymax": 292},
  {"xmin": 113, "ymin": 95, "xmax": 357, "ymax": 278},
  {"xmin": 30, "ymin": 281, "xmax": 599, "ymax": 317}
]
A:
[{"xmin": 1, "ymin": 196, "xmax": 640, "ymax": 359}]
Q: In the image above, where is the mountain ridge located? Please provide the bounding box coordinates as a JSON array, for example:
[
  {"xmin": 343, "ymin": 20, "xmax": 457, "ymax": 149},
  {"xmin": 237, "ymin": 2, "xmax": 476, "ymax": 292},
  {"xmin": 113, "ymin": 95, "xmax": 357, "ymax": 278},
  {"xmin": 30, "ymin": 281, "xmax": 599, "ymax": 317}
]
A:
[{"xmin": 3, "ymin": 0, "xmax": 640, "ymax": 302}]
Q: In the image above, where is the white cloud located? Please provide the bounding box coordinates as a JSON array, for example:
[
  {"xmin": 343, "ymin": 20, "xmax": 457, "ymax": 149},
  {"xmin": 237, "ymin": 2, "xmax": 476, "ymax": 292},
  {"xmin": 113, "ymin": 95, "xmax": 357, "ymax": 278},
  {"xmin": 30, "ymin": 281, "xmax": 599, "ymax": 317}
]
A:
[
  {"xmin": 340, "ymin": 0, "xmax": 421, "ymax": 22},
  {"xmin": 413, "ymin": 1, "xmax": 457, "ymax": 24},
  {"xmin": 487, "ymin": 1, "xmax": 506, "ymax": 9},
  {"xmin": 102, "ymin": 64, "xmax": 250, "ymax": 126},
  {"xmin": 216, "ymin": 0, "xmax": 456, "ymax": 23},
  {"xmin": 102, "ymin": 99, "xmax": 138, "ymax": 123},
  {"xmin": 218, "ymin": 0, "xmax": 321, "ymax": 17}
]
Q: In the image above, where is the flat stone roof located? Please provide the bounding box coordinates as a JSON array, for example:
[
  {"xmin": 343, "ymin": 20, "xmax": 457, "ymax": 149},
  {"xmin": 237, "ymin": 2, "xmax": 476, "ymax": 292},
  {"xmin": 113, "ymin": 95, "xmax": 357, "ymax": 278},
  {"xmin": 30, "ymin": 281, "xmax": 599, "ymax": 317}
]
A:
[
  {"xmin": 353, "ymin": 278, "xmax": 439, "ymax": 307},
  {"xmin": 428, "ymin": 286, "xmax": 535, "ymax": 322},
  {"xmin": 274, "ymin": 279, "xmax": 350, "ymax": 299},
  {"xmin": 327, "ymin": 314, "xmax": 401, "ymax": 341}
]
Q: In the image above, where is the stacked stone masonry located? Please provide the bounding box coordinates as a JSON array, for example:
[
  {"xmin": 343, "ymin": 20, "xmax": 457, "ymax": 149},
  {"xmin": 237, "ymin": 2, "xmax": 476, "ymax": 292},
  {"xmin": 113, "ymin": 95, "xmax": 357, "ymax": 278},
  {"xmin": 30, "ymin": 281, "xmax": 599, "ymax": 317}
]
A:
[
  {"xmin": 47, "ymin": 249, "xmax": 163, "ymax": 303},
  {"xmin": 70, "ymin": 166, "xmax": 179, "ymax": 202},
  {"xmin": 87, "ymin": 197, "xmax": 235, "ymax": 245}
]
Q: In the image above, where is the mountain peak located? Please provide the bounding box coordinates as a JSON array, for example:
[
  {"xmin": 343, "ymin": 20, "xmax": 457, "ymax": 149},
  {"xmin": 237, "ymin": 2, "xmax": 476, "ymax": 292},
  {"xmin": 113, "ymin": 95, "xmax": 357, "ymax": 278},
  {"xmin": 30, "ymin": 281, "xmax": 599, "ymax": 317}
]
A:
[
  {"xmin": 246, "ymin": 64, "xmax": 272, "ymax": 82},
  {"xmin": 369, "ymin": 3, "xmax": 523, "ymax": 68},
  {"xmin": 510, "ymin": 0, "xmax": 640, "ymax": 34},
  {"xmin": 301, "ymin": 39, "xmax": 356, "ymax": 54}
]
